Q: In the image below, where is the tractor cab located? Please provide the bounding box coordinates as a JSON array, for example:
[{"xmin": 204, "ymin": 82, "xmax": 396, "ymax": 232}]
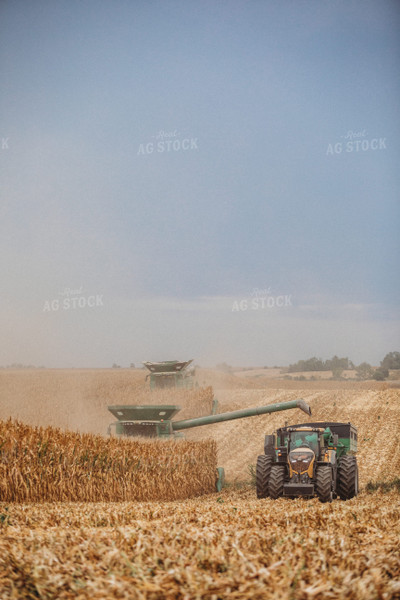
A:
[
  {"xmin": 289, "ymin": 429, "xmax": 319, "ymax": 453},
  {"xmin": 278, "ymin": 426, "xmax": 323, "ymax": 457}
]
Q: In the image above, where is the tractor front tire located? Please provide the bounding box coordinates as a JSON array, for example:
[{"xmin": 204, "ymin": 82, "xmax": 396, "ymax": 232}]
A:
[
  {"xmin": 338, "ymin": 456, "xmax": 359, "ymax": 500},
  {"xmin": 256, "ymin": 455, "xmax": 273, "ymax": 498},
  {"xmin": 315, "ymin": 466, "xmax": 333, "ymax": 503},
  {"xmin": 269, "ymin": 465, "xmax": 285, "ymax": 499}
]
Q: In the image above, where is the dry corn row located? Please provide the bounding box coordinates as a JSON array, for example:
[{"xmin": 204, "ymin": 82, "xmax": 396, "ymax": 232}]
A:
[{"xmin": 0, "ymin": 419, "xmax": 217, "ymax": 502}]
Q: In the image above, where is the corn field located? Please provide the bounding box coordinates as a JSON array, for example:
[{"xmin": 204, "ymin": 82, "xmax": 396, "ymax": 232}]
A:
[
  {"xmin": 0, "ymin": 486, "xmax": 399, "ymax": 599},
  {"xmin": 0, "ymin": 419, "xmax": 217, "ymax": 502},
  {"xmin": 1, "ymin": 370, "xmax": 400, "ymax": 598}
]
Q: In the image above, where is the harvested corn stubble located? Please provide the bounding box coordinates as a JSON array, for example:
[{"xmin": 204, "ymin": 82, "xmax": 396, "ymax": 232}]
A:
[{"xmin": 0, "ymin": 487, "xmax": 399, "ymax": 599}]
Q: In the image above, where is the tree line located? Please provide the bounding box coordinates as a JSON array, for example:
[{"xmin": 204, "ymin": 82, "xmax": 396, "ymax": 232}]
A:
[{"xmin": 288, "ymin": 351, "xmax": 400, "ymax": 380}]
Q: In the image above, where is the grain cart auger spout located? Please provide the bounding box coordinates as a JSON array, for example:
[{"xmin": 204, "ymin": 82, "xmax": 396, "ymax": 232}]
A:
[{"xmin": 107, "ymin": 399, "xmax": 311, "ymax": 492}]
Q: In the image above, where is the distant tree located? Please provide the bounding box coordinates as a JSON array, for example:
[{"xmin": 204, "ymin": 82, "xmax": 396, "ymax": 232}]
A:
[
  {"xmin": 112, "ymin": 363, "xmax": 121, "ymax": 369},
  {"xmin": 380, "ymin": 351, "xmax": 400, "ymax": 370},
  {"xmin": 289, "ymin": 355, "xmax": 356, "ymax": 373},
  {"xmin": 355, "ymin": 362, "xmax": 374, "ymax": 380},
  {"xmin": 324, "ymin": 356, "xmax": 353, "ymax": 371},
  {"xmin": 130, "ymin": 363, "xmax": 135, "ymax": 369},
  {"xmin": 372, "ymin": 367, "xmax": 389, "ymax": 381},
  {"xmin": 288, "ymin": 357, "xmax": 325, "ymax": 372}
]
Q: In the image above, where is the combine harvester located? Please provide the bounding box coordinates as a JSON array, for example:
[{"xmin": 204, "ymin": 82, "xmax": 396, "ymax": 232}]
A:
[
  {"xmin": 107, "ymin": 399, "xmax": 312, "ymax": 491},
  {"xmin": 143, "ymin": 359, "xmax": 197, "ymax": 390}
]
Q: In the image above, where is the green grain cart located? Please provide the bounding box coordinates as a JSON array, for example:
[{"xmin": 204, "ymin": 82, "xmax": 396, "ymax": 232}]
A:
[{"xmin": 256, "ymin": 421, "xmax": 358, "ymax": 502}]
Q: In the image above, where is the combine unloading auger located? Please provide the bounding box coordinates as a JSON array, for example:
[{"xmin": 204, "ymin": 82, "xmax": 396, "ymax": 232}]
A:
[{"xmin": 107, "ymin": 398, "xmax": 312, "ymax": 438}]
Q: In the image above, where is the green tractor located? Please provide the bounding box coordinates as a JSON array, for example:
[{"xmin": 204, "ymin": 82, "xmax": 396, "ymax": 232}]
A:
[{"xmin": 256, "ymin": 421, "xmax": 358, "ymax": 502}]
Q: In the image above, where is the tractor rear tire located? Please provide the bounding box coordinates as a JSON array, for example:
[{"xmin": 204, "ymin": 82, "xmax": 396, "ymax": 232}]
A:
[
  {"xmin": 315, "ymin": 466, "xmax": 333, "ymax": 503},
  {"xmin": 338, "ymin": 456, "xmax": 359, "ymax": 500},
  {"xmin": 269, "ymin": 464, "xmax": 285, "ymax": 499},
  {"xmin": 256, "ymin": 455, "xmax": 272, "ymax": 498}
]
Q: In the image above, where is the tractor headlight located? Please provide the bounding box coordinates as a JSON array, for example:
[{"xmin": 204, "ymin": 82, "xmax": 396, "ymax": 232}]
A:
[{"xmin": 289, "ymin": 450, "xmax": 314, "ymax": 474}]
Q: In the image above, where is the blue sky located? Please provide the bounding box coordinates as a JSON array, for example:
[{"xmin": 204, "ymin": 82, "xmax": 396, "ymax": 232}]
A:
[{"xmin": 1, "ymin": 0, "xmax": 399, "ymax": 367}]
